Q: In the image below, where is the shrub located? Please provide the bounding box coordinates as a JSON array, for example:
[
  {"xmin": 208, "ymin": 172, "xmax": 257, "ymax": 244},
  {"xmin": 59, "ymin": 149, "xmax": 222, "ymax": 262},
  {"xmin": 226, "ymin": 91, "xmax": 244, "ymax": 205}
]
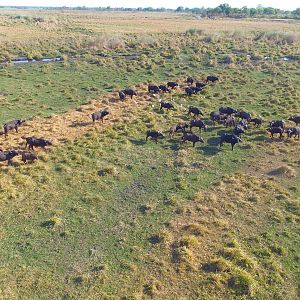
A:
[
  {"xmin": 228, "ymin": 270, "xmax": 255, "ymax": 295},
  {"xmin": 185, "ymin": 28, "xmax": 204, "ymax": 36}
]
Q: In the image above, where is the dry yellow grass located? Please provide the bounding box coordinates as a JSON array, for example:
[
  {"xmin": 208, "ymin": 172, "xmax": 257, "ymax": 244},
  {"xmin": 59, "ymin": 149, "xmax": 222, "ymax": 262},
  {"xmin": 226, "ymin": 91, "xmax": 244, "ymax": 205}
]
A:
[
  {"xmin": 0, "ymin": 84, "xmax": 153, "ymax": 153},
  {"xmin": 0, "ymin": 10, "xmax": 299, "ymax": 41}
]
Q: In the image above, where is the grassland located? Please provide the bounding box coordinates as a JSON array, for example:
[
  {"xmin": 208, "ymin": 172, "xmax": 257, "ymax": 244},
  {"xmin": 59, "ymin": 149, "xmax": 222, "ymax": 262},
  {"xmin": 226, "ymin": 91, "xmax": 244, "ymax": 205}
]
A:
[{"xmin": 0, "ymin": 9, "xmax": 299, "ymax": 300}]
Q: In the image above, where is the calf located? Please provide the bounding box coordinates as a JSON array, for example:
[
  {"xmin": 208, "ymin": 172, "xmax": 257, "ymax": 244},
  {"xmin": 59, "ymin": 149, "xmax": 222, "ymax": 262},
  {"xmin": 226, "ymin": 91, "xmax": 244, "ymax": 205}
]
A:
[
  {"xmin": 235, "ymin": 111, "xmax": 251, "ymax": 121},
  {"xmin": 148, "ymin": 85, "xmax": 160, "ymax": 94},
  {"xmin": 267, "ymin": 127, "xmax": 283, "ymax": 139},
  {"xmin": 270, "ymin": 120, "xmax": 285, "ymax": 130},
  {"xmin": 225, "ymin": 116, "xmax": 236, "ymax": 127},
  {"xmin": 206, "ymin": 76, "xmax": 219, "ymax": 83},
  {"xmin": 123, "ymin": 89, "xmax": 137, "ymax": 99},
  {"xmin": 286, "ymin": 127, "xmax": 300, "ymax": 139},
  {"xmin": 159, "ymin": 85, "xmax": 171, "ymax": 93},
  {"xmin": 91, "ymin": 110, "xmax": 109, "ymax": 123},
  {"xmin": 167, "ymin": 82, "xmax": 178, "ymax": 89},
  {"xmin": 160, "ymin": 101, "xmax": 174, "ymax": 111},
  {"xmin": 25, "ymin": 137, "xmax": 52, "ymax": 150},
  {"xmin": 169, "ymin": 123, "xmax": 188, "ymax": 136},
  {"xmin": 21, "ymin": 151, "xmax": 38, "ymax": 164},
  {"xmin": 0, "ymin": 150, "xmax": 19, "ymax": 165},
  {"xmin": 220, "ymin": 133, "xmax": 241, "ymax": 151},
  {"xmin": 190, "ymin": 120, "xmax": 207, "ymax": 132},
  {"xmin": 185, "ymin": 87, "xmax": 194, "ymax": 96},
  {"xmin": 250, "ymin": 117, "xmax": 263, "ymax": 127},
  {"xmin": 288, "ymin": 116, "xmax": 300, "ymax": 126},
  {"xmin": 181, "ymin": 132, "xmax": 204, "ymax": 147},
  {"xmin": 196, "ymin": 82, "xmax": 206, "ymax": 89},
  {"xmin": 188, "ymin": 106, "xmax": 203, "ymax": 118},
  {"xmin": 186, "ymin": 77, "xmax": 194, "ymax": 85},
  {"xmin": 118, "ymin": 91, "xmax": 126, "ymax": 101},
  {"xmin": 219, "ymin": 107, "xmax": 237, "ymax": 116},
  {"xmin": 4, "ymin": 119, "xmax": 25, "ymax": 138},
  {"xmin": 146, "ymin": 130, "xmax": 164, "ymax": 143}
]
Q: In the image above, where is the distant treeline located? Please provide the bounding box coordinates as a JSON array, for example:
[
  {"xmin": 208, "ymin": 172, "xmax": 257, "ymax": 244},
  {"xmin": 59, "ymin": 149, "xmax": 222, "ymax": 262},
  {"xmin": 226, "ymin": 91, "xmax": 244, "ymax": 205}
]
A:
[{"xmin": 1, "ymin": 4, "xmax": 300, "ymax": 19}]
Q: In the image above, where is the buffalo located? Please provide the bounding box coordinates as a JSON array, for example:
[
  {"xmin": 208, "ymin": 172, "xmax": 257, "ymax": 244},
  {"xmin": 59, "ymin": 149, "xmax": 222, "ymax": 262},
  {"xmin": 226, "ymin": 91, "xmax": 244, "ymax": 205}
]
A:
[
  {"xmin": 146, "ymin": 130, "xmax": 164, "ymax": 143},
  {"xmin": 196, "ymin": 82, "xmax": 206, "ymax": 89},
  {"xmin": 210, "ymin": 112, "xmax": 227, "ymax": 125},
  {"xmin": 185, "ymin": 87, "xmax": 194, "ymax": 96},
  {"xmin": 235, "ymin": 111, "xmax": 251, "ymax": 121},
  {"xmin": 286, "ymin": 127, "xmax": 300, "ymax": 139},
  {"xmin": 123, "ymin": 89, "xmax": 137, "ymax": 99},
  {"xmin": 190, "ymin": 120, "xmax": 207, "ymax": 132},
  {"xmin": 206, "ymin": 76, "xmax": 219, "ymax": 83},
  {"xmin": 267, "ymin": 127, "xmax": 284, "ymax": 139},
  {"xmin": 21, "ymin": 151, "xmax": 38, "ymax": 164},
  {"xmin": 181, "ymin": 132, "xmax": 204, "ymax": 147},
  {"xmin": 159, "ymin": 85, "xmax": 171, "ymax": 93},
  {"xmin": 92, "ymin": 110, "xmax": 109, "ymax": 123},
  {"xmin": 167, "ymin": 82, "xmax": 178, "ymax": 89},
  {"xmin": 160, "ymin": 101, "xmax": 174, "ymax": 111},
  {"xmin": 148, "ymin": 85, "xmax": 160, "ymax": 94},
  {"xmin": 288, "ymin": 116, "xmax": 300, "ymax": 126},
  {"xmin": 270, "ymin": 120, "xmax": 285, "ymax": 130},
  {"xmin": 219, "ymin": 107, "xmax": 237, "ymax": 116},
  {"xmin": 4, "ymin": 119, "xmax": 25, "ymax": 138},
  {"xmin": 0, "ymin": 150, "xmax": 19, "ymax": 165},
  {"xmin": 250, "ymin": 117, "xmax": 263, "ymax": 127},
  {"xmin": 220, "ymin": 133, "xmax": 241, "ymax": 151},
  {"xmin": 188, "ymin": 106, "xmax": 203, "ymax": 118},
  {"xmin": 25, "ymin": 137, "xmax": 52, "ymax": 150},
  {"xmin": 233, "ymin": 125, "xmax": 246, "ymax": 136},
  {"xmin": 186, "ymin": 77, "xmax": 194, "ymax": 85},
  {"xmin": 118, "ymin": 91, "xmax": 126, "ymax": 101},
  {"xmin": 191, "ymin": 87, "xmax": 202, "ymax": 94},
  {"xmin": 169, "ymin": 123, "xmax": 188, "ymax": 136}
]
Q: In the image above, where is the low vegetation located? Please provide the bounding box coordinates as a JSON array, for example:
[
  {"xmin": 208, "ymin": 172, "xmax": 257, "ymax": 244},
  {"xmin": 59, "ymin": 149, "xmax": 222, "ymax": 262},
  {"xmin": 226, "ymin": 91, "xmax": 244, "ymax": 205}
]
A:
[{"xmin": 0, "ymin": 9, "xmax": 299, "ymax": 299}]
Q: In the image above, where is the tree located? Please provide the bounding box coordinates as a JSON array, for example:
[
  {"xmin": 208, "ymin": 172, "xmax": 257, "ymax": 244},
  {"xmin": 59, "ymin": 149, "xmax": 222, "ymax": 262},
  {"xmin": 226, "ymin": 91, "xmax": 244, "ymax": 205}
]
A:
[
  {"xmin": 293, "ymin": 8, "xmax": 300, "ymax": 16},
  {"xmin": 175, "ymin": 6, "xmax": 184, "ymax": 13}
]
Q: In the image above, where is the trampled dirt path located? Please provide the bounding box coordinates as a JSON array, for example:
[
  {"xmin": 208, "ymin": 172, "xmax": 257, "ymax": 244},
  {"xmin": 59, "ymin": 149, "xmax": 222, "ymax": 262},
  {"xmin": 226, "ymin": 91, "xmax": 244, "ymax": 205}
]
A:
[{"xmin": 0, "ymin": 84, "xmax": 156, "ymax": 152}]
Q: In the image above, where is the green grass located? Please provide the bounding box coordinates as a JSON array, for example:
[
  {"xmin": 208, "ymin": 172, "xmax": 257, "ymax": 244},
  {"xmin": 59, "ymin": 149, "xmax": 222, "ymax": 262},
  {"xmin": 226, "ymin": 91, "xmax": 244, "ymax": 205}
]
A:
[{"xmin": 0, "ymin": 14, "xmax": 299, "ymax": 299}]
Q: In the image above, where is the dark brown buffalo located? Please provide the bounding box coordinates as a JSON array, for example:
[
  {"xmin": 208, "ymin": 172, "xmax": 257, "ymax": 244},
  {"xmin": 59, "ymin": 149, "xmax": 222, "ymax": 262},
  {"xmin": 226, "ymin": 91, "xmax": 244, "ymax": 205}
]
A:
[
  {"xmin": 25, "ymin": 137, "xmax": 52, "ymax": 150},
  {"xmin": 0, "ymin": 150, "xmax": 19, "ymax": 165},
  {"xmin": 169, "ymin": 123, "xmax": 188, "ymax": 136},
  {"xmin": 21, "ymin": 151, "xmax": 38, "ymax": 164},
  {"xmin": 4, "ymin": 119, "xmax": 25, "ymax": 138},
  {"xmin": 267, "ymin": 127, "xmax": 284, "ymax": 139},
  {"xmin": 286, "ymin": 127, "xmax": 300, "ymax": 139},
  {"xmin": 220, "ymin": 133, "xmax": 241, "ymax": 151},
  {"xmin": 288, "ymin": 116, "xmax": 300, "ymax": 126},
  {"xmin": 146, "ymin": 130, "xmax": 164, "ymax": 143},
  {"xmin": 91, "ymin": 110, "xmax": 109, "ymax": 123},
  {"xmin": 181, "ymin": 132, "xmax": 204, "ymax": 147}
]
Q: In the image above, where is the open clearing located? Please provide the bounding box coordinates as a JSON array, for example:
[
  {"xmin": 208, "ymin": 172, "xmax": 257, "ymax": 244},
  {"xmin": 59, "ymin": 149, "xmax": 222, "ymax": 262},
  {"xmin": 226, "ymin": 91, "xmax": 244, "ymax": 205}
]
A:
[{"xmin": 0, "ymin": 9, "xmax": 299, "ymax": 300}]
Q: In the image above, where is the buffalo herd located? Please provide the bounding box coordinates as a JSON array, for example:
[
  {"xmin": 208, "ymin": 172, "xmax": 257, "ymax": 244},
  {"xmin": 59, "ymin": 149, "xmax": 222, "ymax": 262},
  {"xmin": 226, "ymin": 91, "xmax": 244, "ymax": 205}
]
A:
[
  {"xmin": 142, "ymin": 76, "xmax": 299, "ymax": 151},
  {"xmin": 0, "ymin": 75, "xmax": 299, "ymax": 165}
]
